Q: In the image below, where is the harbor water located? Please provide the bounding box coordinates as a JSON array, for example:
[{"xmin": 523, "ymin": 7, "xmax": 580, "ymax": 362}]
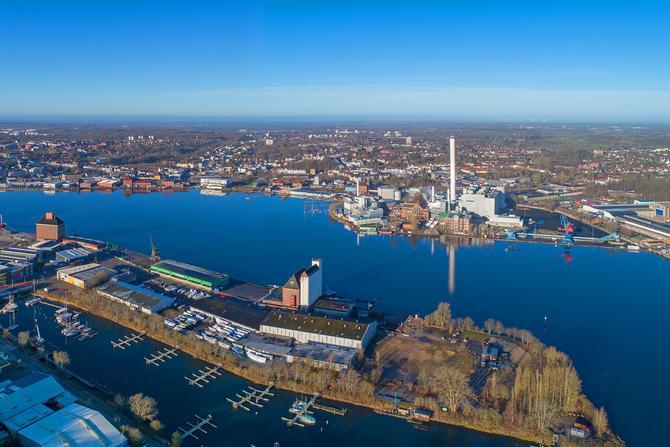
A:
[{"xmin": 1, "ymin": 190, "xmax": 668, "ymax": 446}]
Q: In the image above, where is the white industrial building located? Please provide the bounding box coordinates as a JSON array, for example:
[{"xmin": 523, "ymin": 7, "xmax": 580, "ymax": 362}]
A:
[
  {"xmin": 0, "ymin": 373, "xmax": 127, "ymax": 446},
  {"xmin": 17, "ymin": 403, "xmax": 128, "ymax": 447},
  {"xmin": 56, "ymin": 263, "xmax": 114, "ymax": 289},
  {"xmin": 458, "ymin": 186, "xmax": 506, "ymax": 218},
  {"xmin": 299, "ymin": 258, "xmax": 323, "ymax": 309},
  {"xmin": 377, "ymin": 186, "xmax": 402, "ymax": 201},
  {"xmin": 260, "ymin": 311, "xmax": 377, "ymax": 350},
  {"xmin": 342, "ymin": 196, "xmax": 385, "ymax": 225},
  {"xmin": 96, "ymin": 280, "xmax": 175, "ymax": 314},
  {"xmin": 199, "ymin": 176, "xmax": 230, "ymax": 189},
  {"xmin": 487, "ymin": 214, "xmax": 524, "ymax": 228}
]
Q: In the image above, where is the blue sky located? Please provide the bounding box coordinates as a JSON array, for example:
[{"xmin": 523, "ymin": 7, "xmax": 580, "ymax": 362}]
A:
[{"xmin": 1, "ymin": 0, "xmax": 669, "ymax": 121}]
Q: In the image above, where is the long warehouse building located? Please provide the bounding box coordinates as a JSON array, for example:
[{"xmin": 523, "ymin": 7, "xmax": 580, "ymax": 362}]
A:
[
  {"xmin": 260, "ymin": 311, "xmax": 377, "ymax": 350},
  {"xmin": 150, "ymin": 259, "xmax": 229, "ymax": 290}
]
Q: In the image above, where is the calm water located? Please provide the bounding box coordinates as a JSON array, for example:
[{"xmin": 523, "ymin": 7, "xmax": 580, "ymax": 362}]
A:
[{"xmin": 1, "ymin": 190, "xmax": 668, "ymax": 446}]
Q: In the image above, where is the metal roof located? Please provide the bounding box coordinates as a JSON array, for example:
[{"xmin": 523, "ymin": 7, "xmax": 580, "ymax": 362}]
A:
[
  {"xmin": 17, "ymin": 403, "xmax": 127, "ymax": 447},
  {"xmin": 262, "ymin": 311, "xmax": 371, "ymax": 340}
]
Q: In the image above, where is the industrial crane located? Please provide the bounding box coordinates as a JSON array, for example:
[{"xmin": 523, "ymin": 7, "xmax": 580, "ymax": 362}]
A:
[{"xmin": 558, "ymin": 215, "xmax": 574, "ymax": 245}]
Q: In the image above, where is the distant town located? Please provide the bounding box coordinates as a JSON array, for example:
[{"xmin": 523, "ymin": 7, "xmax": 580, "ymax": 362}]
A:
[{"xmin": 1, "ymin": 123, "xmax": 669, "ymax": 259}]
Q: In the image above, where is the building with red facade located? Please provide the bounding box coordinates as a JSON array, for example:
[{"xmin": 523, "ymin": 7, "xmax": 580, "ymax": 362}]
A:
[{"xmin": 36, "ymin": 212, "xmax": 65, "ymax": 241}]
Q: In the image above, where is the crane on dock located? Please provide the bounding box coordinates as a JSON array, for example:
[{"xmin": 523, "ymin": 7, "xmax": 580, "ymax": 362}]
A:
[
  {"xmin": 149, "ymin": 235, "xmax": 160, "ymax": 261},
  {"xmin": 559, "ymin": 215, "xmax": 574, "ymax": 245},
  {"xmin": 503, "ymin": 214, "xmax": 621, "ymax": 246}
]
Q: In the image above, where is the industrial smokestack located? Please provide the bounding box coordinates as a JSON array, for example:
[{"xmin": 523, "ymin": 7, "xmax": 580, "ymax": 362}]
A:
[{"xmin": 449, "ymin": 136, "xmax": 456, "ymax": 205}]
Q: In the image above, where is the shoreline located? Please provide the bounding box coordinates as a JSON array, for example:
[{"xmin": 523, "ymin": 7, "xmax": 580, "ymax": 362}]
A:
[
  {"xmin": 2, "ymin": 187, "xmax": 666, "ymax": 261},
  {"xmin": 33, "ymin": 289, "xmax": 550, "ymax": 446},
  {"xmin": 0, "ymin": 192, "xmax": 625, "ymax": 445}
]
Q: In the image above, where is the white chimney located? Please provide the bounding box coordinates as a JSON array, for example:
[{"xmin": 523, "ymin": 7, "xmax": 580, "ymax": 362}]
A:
[{"xmin": 449, "ymin": 136, "xmax": 456, "ymax": 205}]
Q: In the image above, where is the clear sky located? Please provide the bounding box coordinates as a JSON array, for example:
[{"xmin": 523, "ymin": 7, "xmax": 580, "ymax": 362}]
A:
[{"xmin": 1, "ymin": 0, "xmax": 669, "ymax": 121}]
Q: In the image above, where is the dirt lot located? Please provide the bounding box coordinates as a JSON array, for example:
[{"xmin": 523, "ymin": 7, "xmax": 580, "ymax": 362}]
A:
[{"xmin": 374, "ymin": 331, "xmax": 475, "ymax": 386}]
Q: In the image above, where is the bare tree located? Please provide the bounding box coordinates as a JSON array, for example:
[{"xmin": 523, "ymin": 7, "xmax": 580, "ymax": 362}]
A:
[
  {"xmin": 52, "ymin": 351, "xmax": 71, "ymax": 370},
  {"xmin": 336, "ymin": 369, "xmax": 361, "ymax": 395},
  {"xmin": 17, "ymin": 331, "xmax": 30, "ymax": 348},
  {"xmin": 121, "ymin": 425, "xmax": 143, "ymax": 447},
  {"xmin": 128, "ymin": 393, "xmax": 159, "ymax": 421},
  {"xmin": 170, "ymin": 431, "xmax": 183, "ymax": 447},
  {"xmin": 424, "ymin": 302, "xmax": 453, "ymax": 330},
  {"xmin": 431, "ymin": 366, "xmax": 470, "ymax": 413},
  {"xmin": 149, "ymin": 419, "xmax": 164, "ymax": 431},
  {"xmin": 592, "ymin": 406, "xmax": 609, "ymax": 437}
]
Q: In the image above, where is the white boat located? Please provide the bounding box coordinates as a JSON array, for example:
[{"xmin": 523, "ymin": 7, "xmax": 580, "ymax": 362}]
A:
[
  {"xmin": 61, "ymin": 327, "xmax": 78, "ymax": 337},
  {"xmin": 164, "ymin": 319, "xmax": 176, "ymax": 327},
  {"xmin": 217, "ymin": 341, "xmax": 230, "ymax": 350},
  {"xmin": 289, "ymin": 401, "xmax": 316, "ymax": 425},
  {"xmin": 25, "ymin": 298, "xmax": 41, "ymax": 307},
  {"xmin": 246, "ymin": 349, "xmax": 267, "ymax": 364}
]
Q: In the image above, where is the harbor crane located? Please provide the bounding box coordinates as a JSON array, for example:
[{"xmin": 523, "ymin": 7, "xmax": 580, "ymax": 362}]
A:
[
  {"xmin": 558, "ymin": 215, "xmax": 575, "ymax": 245},
  {"xmin": 149, "ymin": 234, "xmax": 160, "ymax": 261},
  {"xmin": 503, "ymin": 213, "xmax": 621, "ymax": 246}
]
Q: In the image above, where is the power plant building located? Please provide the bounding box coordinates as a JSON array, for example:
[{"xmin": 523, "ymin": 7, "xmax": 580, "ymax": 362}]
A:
[
  {"xmin": 458, "ymin": 187, "xmax": 506, "ymax": 218},
  {"xmin": 449, "ymin": 136, "xmax": 457, "ymax": 204}
]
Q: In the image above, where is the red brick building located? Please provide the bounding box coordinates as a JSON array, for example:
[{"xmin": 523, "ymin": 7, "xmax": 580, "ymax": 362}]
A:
[
  {"xmin": 390, "ymin": 201, "xmax": 430, "ymax": 223},
  {"xmin": 36, "ymin": 212, "xmax": 65, "ymax": 241},
  {"xmin": 281, "ymin": 273, "xmax": 301, "ymax": 308},
  {"xmin": 440, "ymin": 213, "xmax": 475, "ymax": 235},
  {"xmin": 122, "ymin": 177, "xmax": 134, "ymax": 188}
]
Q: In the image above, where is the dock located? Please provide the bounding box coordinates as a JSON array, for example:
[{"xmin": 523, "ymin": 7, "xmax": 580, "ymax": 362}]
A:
[
  {"xmin": 111, "ymin": 332, "xmax": 144, "ymax": 349},
  {"xmin": 178, "ymin": 414, "xmax": 217, "ymax": 441},
  {"xmin": 281, "ymin": 393, "xmax": 319, "ymax": 428},
  {"xmin": 144, "ymin": 347, "xmax": 178, "ymax": 366},
  {"xmin": 226, "ymin": 381, "xmax": 275, "ymax": 411},
  {"xmin": 185, "ymin": 366, "xmax": 221, "ymax": 388},
  {"xmin": 312, "ymin": 402, "xmax": 347, "ymax": 416}
]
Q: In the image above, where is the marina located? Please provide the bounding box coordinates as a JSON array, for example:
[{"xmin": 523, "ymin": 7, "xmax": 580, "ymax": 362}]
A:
[
  {"xmin": 110, "ymin": 332, "xmax": 145, "ymax": 349},
  {"xmin": 281, "ymin": 394, "xmax": 319, "ymax": 428},
  {"xmin": 177, "ymin": 414, "xmax": 218, "ymax": 441},
  {"xmin": 226, "ymin": 381, "xmax": 275, "ymax": 411},
  {"xmin": 185, "ymin": 365, "xmax": 222, "ymax": 388},
  {"xmin": 144, "ymin": 347, "xmax": 178, "ymax": 366},
  {"xmin": 0, "ymin": 190, "xmax": 667, "ymax": 446}
]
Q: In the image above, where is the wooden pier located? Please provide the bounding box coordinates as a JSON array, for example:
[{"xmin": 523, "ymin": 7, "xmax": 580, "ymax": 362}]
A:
[
  {"xmin": 178, "ymin": 414, "xmax": 217, "ymax": 441},
  {"xmin": 144, "ymin": 347, "xmax": 178, "ymax": 366},
  {"xmin": 185, "ymin": 366, "xmax": 221, "ymax": 388},
  {"xmin": 313, "ymin": 402, "xmax": 347, "ymax": 416},
  {"xmin": 281, "ymin": 393, "xmax": 319, "ymax": 428},
  {"xmin": 111, "ymin": 332, "xmax": 144, "ymax": 349},
  {"xmin": 226, "ymin": 381, "xmax": 275, "ymax": 411}
]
